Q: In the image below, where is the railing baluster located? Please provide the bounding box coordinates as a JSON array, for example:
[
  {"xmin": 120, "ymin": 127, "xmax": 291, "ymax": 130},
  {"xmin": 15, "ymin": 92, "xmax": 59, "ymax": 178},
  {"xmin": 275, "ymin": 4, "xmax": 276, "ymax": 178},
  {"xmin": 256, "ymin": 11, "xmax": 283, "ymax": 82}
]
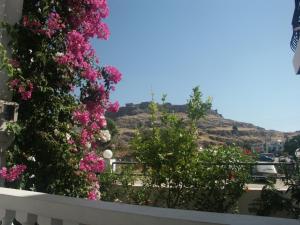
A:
[
  {"xmin": 0, "ymin": 209, "xmax": 15, "ymax": 225},
  {"xmin": 63, "ymin": 221, "xmax": 80, "ymax": 225},
  {"xmin": 0, "ymin": 209, "xmax": 5, "ymax": 219},
  {"xmin": 37, "ymin": 216, "xmax": 52, "ymax": 225},
  {"xmin": 15, "ymin": 212, "xmax": 37, "ymax": 225},
  {"xmin": 51, "ymin": 218, "xmax": 63, "ymax": 225},
  {"xmin": 0, "ymin": 209, "xmax": 6, "ymax": 225}
]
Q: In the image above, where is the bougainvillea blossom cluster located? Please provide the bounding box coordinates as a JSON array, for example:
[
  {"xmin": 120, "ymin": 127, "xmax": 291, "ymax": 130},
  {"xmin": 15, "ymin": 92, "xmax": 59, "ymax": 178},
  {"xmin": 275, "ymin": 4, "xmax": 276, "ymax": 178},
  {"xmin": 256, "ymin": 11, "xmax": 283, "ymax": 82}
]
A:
[
  {"xmin": 56, "ymin": 30, "xmax": 96, "ymax": 71},
  {"xmin": 68, "ymin": 0, "xmax": 110, "ymax": 39},
  {"xmin": 46, "ymin": 12, "xmax": 65, "ymax": 37},
  {"xmin": 79, "ymin": 152, "xmax": 105, "ymax": 173},
  {"xmin": 57, "ymin": 0, "xmax": 121, "ymax": 199},
  {"xmin": 79, "ymin": 152, "xmax": 104, "ymax": 200},
  {"xmin": 0, "ymin": 165, "xmax": 27, "ymax": 182},
  {"xmin": 87, "ymin": 181, "xmax": 101, "ymax": 200},
  {"xmin": 73, "ymin": 110, "xmax": 90, "ymax": 126},
  {"xmin": 104, "ymin": 66, "xmax": 122, "ymax": 84},
  {"xmin": 6, "ymin": 0, "xmax": 121, "ymax": 199},
  {"xmin": 22, "ymin": 16, "xmax": 41, "ymax": 29},
  {"xmin": 9, "ymin": 79, "xmax": 33, "ymax": 100},
  {"xmin": 108, "ymin": 101, "xmax": 120, "ymax": 113},
  {"xmin": 22, "ymin": 12, "xmax": 65, "ymax": 38}
]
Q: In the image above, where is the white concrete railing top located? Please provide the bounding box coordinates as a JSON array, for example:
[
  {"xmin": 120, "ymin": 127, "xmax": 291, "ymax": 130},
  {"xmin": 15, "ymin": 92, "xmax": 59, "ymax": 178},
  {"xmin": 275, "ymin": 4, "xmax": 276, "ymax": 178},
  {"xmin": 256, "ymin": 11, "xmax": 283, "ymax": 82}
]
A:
[{"xmin": 0, "ymin": 187, "xmax": 299, "ymax": 225}]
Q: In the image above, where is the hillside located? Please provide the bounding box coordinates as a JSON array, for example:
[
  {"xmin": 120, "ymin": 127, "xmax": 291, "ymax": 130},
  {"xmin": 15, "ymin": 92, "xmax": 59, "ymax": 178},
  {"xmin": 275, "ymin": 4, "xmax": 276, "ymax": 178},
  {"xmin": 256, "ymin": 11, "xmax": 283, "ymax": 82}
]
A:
[{"xmin": 107, "ymin": 102, "xmax": 299, "ymax": 155}]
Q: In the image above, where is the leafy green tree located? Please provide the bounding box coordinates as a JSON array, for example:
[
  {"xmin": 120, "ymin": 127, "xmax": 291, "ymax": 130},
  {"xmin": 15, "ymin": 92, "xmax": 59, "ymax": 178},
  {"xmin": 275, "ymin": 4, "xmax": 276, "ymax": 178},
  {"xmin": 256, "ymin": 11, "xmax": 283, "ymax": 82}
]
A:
[
  {"xmin": 284, "ymin": 135, "xmax": 300, "ymax": 156},
  {"xmin": 249, "ymin": 183, "xmax": 299, "ymax": 218},
  {"xmin": 192, "ymin": 146, "xmax": 252, "ymax": 212},
  {"xmin": 231, "ymin": 125, "xmax": 239, "ymax": 136},
  {"xmin": 250, "ymin": 161, "xmax": 300, "ymax": 218},
  {"xmin": 132, "ymin": 87, "xmax": 211, "ymax": 208},
  {"xmin": 187, "ymin": 86, "xmax": 212, "ymax": 122},
  {"xmin": 131, "ymin": 88, "xmax": 252, "ymax": 211}
]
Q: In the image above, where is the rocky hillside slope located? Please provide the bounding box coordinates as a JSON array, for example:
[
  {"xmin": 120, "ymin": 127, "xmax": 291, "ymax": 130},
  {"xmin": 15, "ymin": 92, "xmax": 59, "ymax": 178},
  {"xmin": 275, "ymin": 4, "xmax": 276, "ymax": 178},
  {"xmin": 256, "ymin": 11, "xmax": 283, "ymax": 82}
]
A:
[{"xmin": 107, "ymin": 102, "xmax": 299, "ymax": 154}]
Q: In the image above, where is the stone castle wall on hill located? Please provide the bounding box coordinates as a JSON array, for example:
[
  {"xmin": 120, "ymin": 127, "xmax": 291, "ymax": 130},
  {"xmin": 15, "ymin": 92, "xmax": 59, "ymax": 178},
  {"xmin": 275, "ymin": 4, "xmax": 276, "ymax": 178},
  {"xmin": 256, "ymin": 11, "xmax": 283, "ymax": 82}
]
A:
[{"xmin": 107, "ymin": 102, "xmax": 222, "ymax": 118}]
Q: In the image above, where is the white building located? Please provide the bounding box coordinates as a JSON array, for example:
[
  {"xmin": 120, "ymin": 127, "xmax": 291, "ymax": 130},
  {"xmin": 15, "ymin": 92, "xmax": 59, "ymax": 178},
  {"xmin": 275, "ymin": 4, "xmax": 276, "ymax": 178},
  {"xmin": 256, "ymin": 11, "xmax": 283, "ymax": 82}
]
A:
[{"xmin": 266, "ymin": 140, "xmax": 284, "ymax": 154}]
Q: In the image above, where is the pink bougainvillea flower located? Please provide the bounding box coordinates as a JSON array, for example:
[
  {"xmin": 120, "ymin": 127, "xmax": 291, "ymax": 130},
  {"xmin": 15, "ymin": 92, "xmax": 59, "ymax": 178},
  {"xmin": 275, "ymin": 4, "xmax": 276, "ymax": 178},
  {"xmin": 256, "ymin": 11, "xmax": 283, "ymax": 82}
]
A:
[
  {"xmin": 56, "ymin": 30, "xmax": 95, "ymax": 71},
  {"xmin": 81, "ymin": 66, "xmax": 100, "ymax": 82},
  {"xmin": 104, "ymin": 66, "xmax": 122, "ymax": 84},
  {"xmin": 9, "ymin": 59, "xmax": 20, "ymax": 68},
  {"xmin": 0, "ymin": 165, "xmax": 27, "ymax": 182},
  {"xmin": 87, "ymin": 188, "xmax": 100, "ymax": 200},
  {"xmin": 108, "ymin": 101, "xmax": 120, "ymax": 113},
  {"xmin": 22, "ymin": 15, "xmax": 29, "ymax": 27},
  {"xmin": 73, "ymin": 110, "xmax": 90, "ymax": 125},
  {"xmin": 19, "ymin": 0, "xmax": 123, "ymax": 200},
  {"xmin": 47, "ymin": 12, "xmax": 65, "ymax": 35},
  {"xmin": 11, "ymin": 80, "xmax": 33, "ymax": 101},
  {"xmin": 79, "ymin": 152, "xmax": 105, "ymax": 173},
  {"xmin": 19, "ymin": 82, "xmax": 33, "ymax": 100},
  {"xmin": 80, "ymin": 128, "xmax": 90, "ymax": 146},
  {"xmin": 87, "ymin": 179, "xmax": 101, "ymax": 200},
  {"xmin": 9, "ymin": 79, "xmax": 20, "ymax": 88},
  {"xmin": 86, "ymin": 172, "xmax": 98, "ymax": 182}
]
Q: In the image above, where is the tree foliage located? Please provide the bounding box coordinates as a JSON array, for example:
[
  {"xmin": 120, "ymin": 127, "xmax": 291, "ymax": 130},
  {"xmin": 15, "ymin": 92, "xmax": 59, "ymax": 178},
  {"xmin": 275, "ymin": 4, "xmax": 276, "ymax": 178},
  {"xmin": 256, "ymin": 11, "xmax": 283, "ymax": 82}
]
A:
[
  {"xmin": 131, "ymin": 88, "xmax": 252, "ymax": 212},
  {"xmin": 250, "ymin": 162, "xmax": 300, "ymax": 218},
  {"xmin": 284, "ymin": 135, "xmax": 300, "ymax": 156},
  {"xmin": 193, "ymin": 146, "xmax": 252, "ymax": 212}
]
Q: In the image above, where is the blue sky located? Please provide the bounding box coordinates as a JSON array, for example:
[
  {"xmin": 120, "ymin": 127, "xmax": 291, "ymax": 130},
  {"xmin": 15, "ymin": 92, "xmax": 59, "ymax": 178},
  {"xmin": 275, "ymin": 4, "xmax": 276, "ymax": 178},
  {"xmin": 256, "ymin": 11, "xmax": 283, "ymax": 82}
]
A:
[{"xmin": 92, "ymin": 0, "xmax": 300, "ymax": 132}]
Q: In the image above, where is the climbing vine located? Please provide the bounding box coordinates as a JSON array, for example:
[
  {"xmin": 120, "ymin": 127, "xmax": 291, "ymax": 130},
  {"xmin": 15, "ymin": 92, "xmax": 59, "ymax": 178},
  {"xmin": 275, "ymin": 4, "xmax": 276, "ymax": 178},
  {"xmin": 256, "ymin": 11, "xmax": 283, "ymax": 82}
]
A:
[{"xmin": 0, "ymin": 0, "xmax": 121, "ymax": 199}]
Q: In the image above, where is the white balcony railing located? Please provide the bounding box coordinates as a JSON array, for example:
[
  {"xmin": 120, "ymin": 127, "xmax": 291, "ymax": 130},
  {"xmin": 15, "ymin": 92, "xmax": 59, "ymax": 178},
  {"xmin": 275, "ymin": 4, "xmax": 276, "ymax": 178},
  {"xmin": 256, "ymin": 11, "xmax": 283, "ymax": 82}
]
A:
[{"xmin": 0, "ymin": 187, "xmax": 299, "ymax": 225}]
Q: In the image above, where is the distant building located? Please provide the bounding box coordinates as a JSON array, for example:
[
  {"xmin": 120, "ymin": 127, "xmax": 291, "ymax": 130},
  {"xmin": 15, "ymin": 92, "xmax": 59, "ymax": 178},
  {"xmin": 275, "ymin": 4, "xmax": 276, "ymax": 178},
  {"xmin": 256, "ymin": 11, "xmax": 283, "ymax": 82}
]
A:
[
  {"xmin": 251, "ymin": 139, "xmax": 284, "ymax": 154},
  {"xmin": 125, "ymin": 103, "xmax": 134, "ymax": 108},
  {"xmin": 251, "ymin": 143, "xmax": 264, "ymax": 153},
  {"xmin": 266, "ymin": 140, "xmax": 284, "ymax": 154}
]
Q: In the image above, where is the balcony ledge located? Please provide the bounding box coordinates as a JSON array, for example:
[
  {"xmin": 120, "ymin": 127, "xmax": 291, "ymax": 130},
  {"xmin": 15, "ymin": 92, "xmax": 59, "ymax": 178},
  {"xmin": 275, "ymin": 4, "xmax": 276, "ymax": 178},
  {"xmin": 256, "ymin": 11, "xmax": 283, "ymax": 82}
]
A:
[{"xmin": 0, "ymin": 187, "xmax": 299, "ymax": 225}]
